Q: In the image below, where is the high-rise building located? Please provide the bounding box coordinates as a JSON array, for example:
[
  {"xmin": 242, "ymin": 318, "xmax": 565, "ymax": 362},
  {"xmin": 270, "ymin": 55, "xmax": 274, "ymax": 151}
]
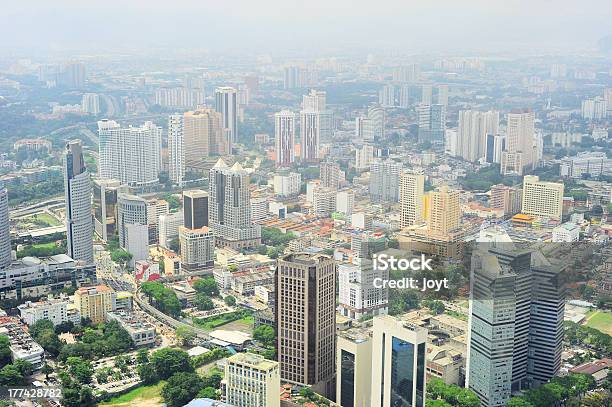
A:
[
  {"xmin": 74, "ymin": 285, "xmax": 116, "ymax": 325},
  {"xmin": 146, "ymin": 199, "xmax": 169, "ymax": 245},
  {"xmin": 337, "ymin": 328, "xmax": 373, "ymax": 407},
  {"xmin": 392, "ymin": 64, "xmax": 420, "ymax": 83},
  {"xmin": 215, "ymin": 87, "xmax": 238, "ymax": 143},
  {"xmin": 379, "ymin": 85, "xmax": 395, "ymax": 107},
  {"xmin": 183, "ymin": 190, "xmax": 209, "ymax": 229},
  {"xmin": 62, "ymin": 62, "xmax": 86, "ymax": 88},
  {"xmin": 64, "ymin": 140, "xmax": 93, "ymax": 264},
  {"xmin": 429, "ymin": 186, "xmax": 460, "ymax": 235},
  {"xmin": 336, "ymin": 190, "xmax": 355, "ymax": 216},
  {"xmin": 501, "ymin": 109, "xmax": 536, "ymax": 176},
  {"xmin": 225, "ymin": 353, "xmax": 280, "ymax": 407},
  {"xmin": 367, "ymin": 106, "xmax": 385, "ymax": 140},
  {"xmin": 355, "ymin": 144, "xmax": 375, "ymax": 170},
  {"xmin": 467, "ymin": 245, "xmax": 566, "ymax": 407},
  {"xmin": 273, "ymin": 172, "xmax": 301, "ymax": 197},
  {"xmin": 320, "ymin": 162, "xmax": 342, "ymax": 190},
  {"xmin": 283, "ymin": 66, "xmax": 301, "ymax": 89},
  {"xmin": 369, "ymin": 159, "xmax": 402, "ymax": 202},
  {"xmin": 490, "ymin": 184, "xmax": 522, "ymax": 217},
  {"xmin": 179, "ymin": 226, "xmax": 214, "ymax": 272},
  {"xmin": 521, "ymin": 175, "xmax": 564, "ymax": 221},
  {"xmin": 399, "ymin": 172, "xmax": 425, "ymax": 228},
  {"xmin": 417, "ymin": 104, "xmax": 446, "ymax": 142},
  {"xmin": 437, "ymin": 84, "xmax": 449, "ymax": 107},
  {"xmin": 167, "ymin": 114, "xmax": 185, "ymax": 185},
  {"xmin": 275, "ymin": 110, "xmax": 296, "ymax": 167},
  {"xmin": 117, "ymin": 194, "xmax": 148, "ymax": 249},
  {"xmin": 98, "ymin": 120, "xmax": 162, "ymax": 187},
  {"xmin": 312, "ymin": 186, "xmax": 337, "ymax": 217},
  {"xmin": 0, "ymin": 187, "xmax": 11, "ymax": 269},
  {"xmin": 159, "ymin": 212, "xmax": 184, "ymax": 249},
  {"xmin": 209, "ymin": 159, "xmax": 261, "ymax": 249},
  {"xmin": 276, "ymin": 253, "xmax": 336, "ymax": 398},
  {"xmin": 370, "ymin": 315, "xmax": 428, "ymax": 407},
  {"xmin": 421, "ymin": 84, "xmax": 433, "ymax": 105},
  {"xmin": 300, "ymin": 90, "xmax": 332, "ymax": 162},
  {"xmin": 154, "ymin": 87, "xmax": 205, "ymax": 109},
  {"xmin": 581, "ymin": 97, "xmax": 607, "ymax": 120},
  {"xmin": 457, "ymin": 110, "xmax": 500, "ymax": 162},
  {"xmin": 444, "ymin": 129, "xmax": 458, "ymax": 157},
  {"xmin": 81, "ymin": 93, "xmax": 100, "ymax": 114},
  {"xmin": 338, "ymin": 258, "xmax": 388, "ymax": 320},
  {"xmin": 93, "ymin": 179, "xmax": 126, "ymax": 242},
  {"xmin": 485, "ymin": 134, "xmax": 505, "ymax": 164}
]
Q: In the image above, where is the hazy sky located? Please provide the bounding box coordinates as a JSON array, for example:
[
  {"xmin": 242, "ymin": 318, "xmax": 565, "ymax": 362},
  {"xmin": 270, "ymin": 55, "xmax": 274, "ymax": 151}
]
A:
[{"xmin": 2, "ymin": 1, "xmax": 611, "ymax": 55}]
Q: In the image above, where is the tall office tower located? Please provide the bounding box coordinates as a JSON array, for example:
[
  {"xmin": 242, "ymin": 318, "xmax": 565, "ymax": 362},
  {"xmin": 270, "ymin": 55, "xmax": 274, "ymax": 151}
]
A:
[
  {"xmin": 185, "ymin": 109, "xmax": 229, "ymax": 170},
  {"xmin": 312, "ymin": 186, "xmax": 337, "ymax": 217},
  {"xmin": 64, "ymin": 140, "xmax": 93, "ymax": 264},
  {"xmin": 379, "ymin": 84, "xmax": 395, "ymax": 107},
  {"xmin": 369, "ymin": 159, "xmax": 402, "ymax": 202},
  {"xmin": 93, "ymin": 179, "xmax": 126, "ymax": 242},
  {"xmin": 444, "ymin": 129, "xmax": 458, "ymax": 157},
  {"xmin": 337, "ymin": 328, "xmax": 373, "ymax": 407},
  {"xmin": 276, "ymin": 253, "xmax": 336, "ymax": 398},
  {"xmin": 417, "ymin": 104, "xmax": 446, "ymax": 142},
  {"xmin": 215, "ymin": 87, "xmax": 238, "ymax": 143},
  {"xmin": 428, "ymin": 186, "xmax": 460, "ymax": 235},
  {"xmin": 581, "ymin": 97, "xmax": 607, "ymax": 120},
  {"xmin": 225, "ymin": 353, "xmax": 280, "ymax": 407},
  {"xmin": 183, "ymin": 190, "xmax": 208, "ymax": 229},
  {"xmin": 283, "ymin": 66, "xmax": 301, "ymax": 89},
  {"xmin": 303, "ymin": 89, "xmax": 326, "ymax": 111},
  {"xmin": 167, "ymin": 114, "xmax": 184, "ymax": 185},
  {"xmin": 398, "ymin": 85, "xmax": 411, "ymax": 108},
  {"xmin": 421, "ymin": 84, "xmax": 433, "ymax": 105},
  {"xmin": 490, "ymin": 184, "xmax": 522, "ymax": 217},
  {"xmin": 399, "ymin": 172, "xmax": 425, "ymax": 228},
  {"xmin": 355, "ymin": 116, "xmax": 374, "ymax": 141},
  {"xmin": 336, "ymin": 190, "xmax": 355, "ymax": 216},
  {"xmin": 392, "ymin": 64, "xmax": 420, "ymax": 83},
  {"xmin": 367, "ymin": 106, "xmax": 385, "ymax": 140},
  {"xmin": 81, "ymin": 93, "xmax": 100, "ymax": 114},
  {"xmin": 0, "ymin": 187, "xmax": 11, "ymax": 269},
  {"xmin": 467, "ymin": 246, "xmax": 566, "ymax": 407},
  {"xmin": 355, "ymin": 144, "xmax": 375, "ymax": 170},
  {"xmin": 62, "ymin": 62, "xmax": 86, "ymax": 88},
  {"xmin": 501, "ymin": 109, "xmax": 536, "ymax": 176},
  {"xmin": 320, "ymin": 162, "xmax": 342, "ymax": 189},
  {"xmin": 274, "ymin": 110, "xmax": 296, "ymax": 167},
  {"xmin": 209, "ymin": 159, "xmax": 261, "ymax": 249},
  {"xmin": 521, "ymin": 175, "xmax": 564, "ymax": 221},
  {"xmin": 300, "ymin": 90, "xmax": 333, "ymax": 160},
  {"xmin": 146, "ymin": 199, "xmax": 169, "ymax": 245},
  {"xmin": 485, "ymin": 134, "xmax": 505, "ymax": 164},
  {"xmin": 338, "ymin": 258, "xmax": 388, "ymax": 320},
  {"xmin": 457, "ymin": 110, "xmax": 500, "ymax": 162},
  {"xmin": 370, "ymin": 315, "xmax": 428, "ymax": 407},
  {"xmin": 179, "ymin": 226, "xmax": 214, "ymax": 272},
  {"xmin": 97, "ymin": 120, "xmax": 162, "ymax": 187},
  {"xmin": 436, "ymin": 84, "xmax": 449, "ymax": 107},
  {"xmin": 159, "ymin": 212, "xmax": 184, "ymax": 249},
  {"xmin": 117, "ymin": 194, "xmax": 148, "ymax": 249}
]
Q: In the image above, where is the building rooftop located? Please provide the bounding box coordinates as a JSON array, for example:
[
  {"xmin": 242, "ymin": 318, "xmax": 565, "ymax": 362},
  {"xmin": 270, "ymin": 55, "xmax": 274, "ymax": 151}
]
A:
[{"xmin": 227, "ymin": 352, "xmax": 278, "ymax": 371}]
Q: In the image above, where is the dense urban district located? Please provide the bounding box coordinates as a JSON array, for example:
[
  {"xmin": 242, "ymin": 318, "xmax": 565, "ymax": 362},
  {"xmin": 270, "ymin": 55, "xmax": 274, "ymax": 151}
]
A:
[{"xmin": 0, "ymin": 50, "xmax": 610, "ymax": 407}]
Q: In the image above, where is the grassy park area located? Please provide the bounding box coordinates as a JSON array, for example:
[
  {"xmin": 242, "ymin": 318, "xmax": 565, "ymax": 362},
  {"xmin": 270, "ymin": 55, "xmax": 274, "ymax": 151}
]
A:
[
  {"xmin": 584, "ymin": 310, "xmax": 612, "ymax": 335},
  {"xmin": 100, "ymin": 381, "xmax": 165, "ymax": 406}
]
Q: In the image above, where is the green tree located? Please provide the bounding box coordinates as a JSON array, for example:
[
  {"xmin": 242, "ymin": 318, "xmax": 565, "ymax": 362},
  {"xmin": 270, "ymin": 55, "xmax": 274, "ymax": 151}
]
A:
[
  {"xmin": 224, "ymin": 295, "xmax": 236, "ymax": 306},
  {"xmin": 253, "ymin": 325, "xmax": 275, "ymax": 347},
  {"xmin": 195, "ymin": 293, "xmax": 214, "ymax": 311},
  {"xmin": 0, "ymin": 336, "xmax": 11, "ymax": 367},
  {"xmin": 137, "ymin": 363, "xmax": 159, "ymax": 385},
  {"xmin": 136, "ymin": 348, "xmax": 149, "ymax": 365},
  {"xmin": 175, "ymin": 326, "xmax": 196, "ymax": 346},
  {"xmin": 66, "ymin": 357, "xmax": 93, "ymax": 384},
  {"xmin": 193, "ymin": 278, "xmax": 219, "ymax": 297},
  {"xmin": 0, "ymin": 365, "xmax": 24, "ymax": 385},
  {"xmin": 150, "ymin": 348, "xmax": 193, "ymax": 380},
  {"xmin": 41, "ymin": 363, "xmax": 53, "ymax": 380},
  {"xmin": 161, "ymin": 372, "xmax": 204, "ymax": 407},
  {"xmin": 507, "ymin": 397, "xmax": 535, "ymax": 407},
  {"xmin": 197, "ymin": 387, "xmax": 218, "ymax": 400}
]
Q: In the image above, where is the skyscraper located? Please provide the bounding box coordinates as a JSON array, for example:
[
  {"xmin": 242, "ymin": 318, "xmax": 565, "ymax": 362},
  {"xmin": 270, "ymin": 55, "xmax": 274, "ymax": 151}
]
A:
[
  {"xmin": 467, "ymin": 245, "xmax": 566, "ymax": 407},
  {"xmin": 428, "ymin": 186, "xmax": 460, "ymax": 235},
  {"xmin": 338, "ymin": 257, "xmax": 388, "ymax": 320},
  {"xmin": 0, "ymin": 187, "xmax": 12, "ymax": 269},
  {"xmin": 215, "ymin": 87, "xmax": 238, "ymax": 143},
  {"xmin": 167, "ymin": 114, "xmax": 185, "ymax": 185},
  {"xmin": 183, "ymin": 190, "xmax": 208, "ymax": 229},
  {"xmin": 399, "ymin": 172, "xmax": 425, "ymax": 228},
  {"xmin": 457, "ymin": 110, "xmax": 500, "ymax": 162},
  {"xmin": 179, "ymin": 226, "xmax": 214, "ymax": 272},
  {"xmin": 369, "ymin": 159, "xmax": 402, "ymax": 202},
  {"xmin": 117, "ymin": 194, "xmax": 148, "ymax": 250},
  {"xmin": 501, "ymin": 109, "xmax": 536, "ymax": 176},
  {"xmin": 276, "ymin": 253, "xmax": 336, "ymax": 398},
  {"xmin": 417, "ymin": 104, "xmax": 446, "ymax": 142},
  {"xmin": 274, "ymin": 110, "xmax": 296, "ymax": 167},
  {"xmin": 98, "ymin": 120, "xmax": 162, "ymax": 187},
  {"xmin": 521, "ymin": 175, "xmax": 564, "ymax": 221},
  {"xmin": 64, "ymin": 140, "xmax": 93, "ymax": 264},
  {"xmin": 209, "ymin": 159, "xmax": 261, "ymax": 249},
  {"xmin": 436, "ymin": 84, "xmax": 449, "ymax": 107},
  {"xmin": 370, "ymin": 315, "xmax": 428, "ymax": 407},
  {"xmin": 93, "ymin": 179, "xmax": 126, "ymax": 242},
  {"xmin": 300, "ymin": 90, "xmax": 331, "ymax": 162},
  {"xmin": 81, "ymin": 93, "xmax": 100, "ymax": 114},
  {"xmin": 336, "ymin": 328, "xmax": 373, "ymax": 407},
  {"xmin": 320, "ymin": 161, "xmax": 342, "ymax": 189},
  {"xmin": 421, "ymin": 84, "xmax": 433, "ymax": 105}
]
